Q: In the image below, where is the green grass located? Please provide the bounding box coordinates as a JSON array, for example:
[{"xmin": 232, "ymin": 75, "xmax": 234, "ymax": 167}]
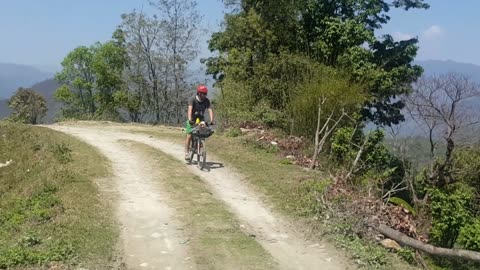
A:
[
  {"xmin": 123, "ymin": 140, "xmax": 277, "ymax": 270},
  {"xmin": 0, "ymin": 122, "xmax": 118, "ymax": 269}
]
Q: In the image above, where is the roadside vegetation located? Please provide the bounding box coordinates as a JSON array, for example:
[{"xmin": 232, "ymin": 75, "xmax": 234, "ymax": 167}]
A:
[{"xmin": 0, "ymin": 122, "xmax": 117, "ymax": 269}]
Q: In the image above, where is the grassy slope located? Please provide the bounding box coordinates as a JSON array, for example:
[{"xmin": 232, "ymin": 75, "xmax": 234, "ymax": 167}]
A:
[{"xmin": 0, "ymin": 122, "xmax": 117, "ymax": 269}]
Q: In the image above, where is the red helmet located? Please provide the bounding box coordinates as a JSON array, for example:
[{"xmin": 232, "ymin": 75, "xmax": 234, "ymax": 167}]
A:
[{"xmin": 197, "ymin": 84, "xmax": 208, "ymax": 95}]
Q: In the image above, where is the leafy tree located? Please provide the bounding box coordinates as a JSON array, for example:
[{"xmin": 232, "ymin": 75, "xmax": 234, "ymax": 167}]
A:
[
  {"xmin": 92, "ymin": 31, "xmax": 129, "ymax": 116},
  {"xmin": 54, "ymin": 32, "xmax": 129, "ymax": 119},
  {"xmin": 53, "ymin": 84, "xmax": 81, "ymax": 118},
  {"xmin": 8, "ymin": 88, "xmax": 48, "ymax": 124},
  {"xmin": 113, "ymin": 90, "xmax": 143, "ymax": 122},
  {"xmin": 55, "ymin": 46, "xmax": 96, "ymax": 116},
  {"xmin": 120, "ymin": 11, "xmax": 164, "ymax": 123},
  {"xmin": 206, "ymin": 0, "xmax": 429, "ymax": 126}
]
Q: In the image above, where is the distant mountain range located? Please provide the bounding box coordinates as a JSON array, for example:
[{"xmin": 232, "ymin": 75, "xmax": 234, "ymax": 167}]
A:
[
  {"xmin": 1, "ymin": 59, "xmax": 480, "ymax": 124},
  {"xmin": 415, "ymin": 60, "xmax": 480, "ymax": 82},
  {"xmin": 0, "ymin": 63, "xmax": 53, "ymax": 99}
]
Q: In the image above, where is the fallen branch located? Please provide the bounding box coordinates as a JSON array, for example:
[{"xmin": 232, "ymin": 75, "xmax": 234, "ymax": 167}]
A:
[{"xmin": 379, "ymin": 224, "xmax": 480, "ymax": 263}]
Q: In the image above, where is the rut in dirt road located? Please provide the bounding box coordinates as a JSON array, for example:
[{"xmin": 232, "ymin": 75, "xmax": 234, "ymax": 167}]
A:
[{"xmin": 49, "ymin": 125, "xmax": 351, "ymax": 270}]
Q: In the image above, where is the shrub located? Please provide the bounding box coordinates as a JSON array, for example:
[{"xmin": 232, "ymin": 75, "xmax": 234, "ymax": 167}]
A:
[
  {"xmin": 294, "ymin": 178, "xmax": 332, "ymax": 216},
  {"xmin": 429, "ymin": 184, "xmax": 475, "ymax": 248},
  {"xmin": 8, "ymin": 88, "xmax": 48, "ymax": 124},
  {"xmin": 289, "ymin": 66, "xmax": 367, "ymax": 138},
  {"xmin": 330, "ymin": 128, "xmax": 401, "ymax": 174},
  {"xmin": 457, "ymin": 218, "xmax": 480, "ymax": 251}
]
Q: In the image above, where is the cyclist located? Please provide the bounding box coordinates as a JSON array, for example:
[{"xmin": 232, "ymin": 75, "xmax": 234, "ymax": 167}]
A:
[{"xmin": 185, "ymin": 84, "xmax": 215, "ymax": 160}]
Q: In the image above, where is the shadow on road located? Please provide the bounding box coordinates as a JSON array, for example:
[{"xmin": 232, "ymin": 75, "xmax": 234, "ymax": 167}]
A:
[{"xmin": 188, "ymin": 160, "xmax": 224, "ymax": 172}]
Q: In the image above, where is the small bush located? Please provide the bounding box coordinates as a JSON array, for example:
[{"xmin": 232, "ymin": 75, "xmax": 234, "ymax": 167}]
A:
[
  {"xmin": 251, "ymin": 101, "xmax": 288, "ymax": 129},
  {"xmin": 332, "ymin": 224, "xmax": 388, "ymax": 269},
  {"xmin": 50, "ymin": 143, "xmax": 73, "ymax": 163},
  {"xmin": 294, "ymin": 178, "xmax": 332, "ymax": 216},
  {"xmin": 397, "ymin": 248, "xmax": 416, "ymax": 265},
  {"xmin": 331, "ymin": 128, "xmax": 405, "ymax": 179},
  {"xmin": 289, "ymin": 66, "xmax": 367, "ymax": 138},
  {"xmin": 429, "ymin": 184, "xmax": 475, "ymax": 248},
  {"xmin": 225, "ymin": 127, "xmax": 242, "ymax": 137},
  {"xmin": 457, "ymin": 218, "xmax": 480, "ymax": 251}
]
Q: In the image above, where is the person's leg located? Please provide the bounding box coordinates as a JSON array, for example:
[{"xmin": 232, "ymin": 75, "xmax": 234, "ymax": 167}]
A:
[
  {"xmin": 185, "ymin": 134, "xmax": 192, "ymax": 154},
  {"xmin": 185, "ymin": 120, "xmax": 193, "ymax": 159}
]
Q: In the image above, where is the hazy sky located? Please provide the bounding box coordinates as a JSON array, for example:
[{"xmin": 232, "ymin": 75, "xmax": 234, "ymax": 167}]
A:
[{"xmin": 0, "ymin": 0, "xmax": 478, "ymax": 72}]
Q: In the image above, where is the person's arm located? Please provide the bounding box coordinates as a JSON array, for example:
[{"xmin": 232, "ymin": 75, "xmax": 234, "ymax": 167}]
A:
[
  {"xmin": 208, "ymin": 108, "xmax": 214, "ymax": 123},
  {"xmin": 187, "ymin": 105, "xmax": 193, "ymax": 121}
]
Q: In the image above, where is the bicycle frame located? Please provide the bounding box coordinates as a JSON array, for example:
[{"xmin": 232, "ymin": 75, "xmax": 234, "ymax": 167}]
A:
[{"xmin": 188, "ymin": 129, "xmax": 209, "ymax": 170}]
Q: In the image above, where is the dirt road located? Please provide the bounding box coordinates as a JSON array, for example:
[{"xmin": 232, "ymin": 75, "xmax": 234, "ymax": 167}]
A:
[{"xmin": 48, "ymin": 124, "xmax": 350, "ymax": 270}]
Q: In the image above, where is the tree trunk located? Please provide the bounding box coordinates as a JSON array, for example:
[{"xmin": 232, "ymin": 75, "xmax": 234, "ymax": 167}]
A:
[
  {"xmin": 378, "ymin": 224, "xmax": 480, "ymax": 263},
  {"xmin": 310, "ymin": 99, "xmax": 323, "ymax": 169},
  {"xmin": 78, "ymin": 88, "xmax": 86, "ymax": 113}
]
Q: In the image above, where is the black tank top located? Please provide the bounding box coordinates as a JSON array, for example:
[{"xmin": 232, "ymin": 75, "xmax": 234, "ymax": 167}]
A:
[{"xmin": 188, "ymin": 95, "xmax": 210, "ymax": 121}]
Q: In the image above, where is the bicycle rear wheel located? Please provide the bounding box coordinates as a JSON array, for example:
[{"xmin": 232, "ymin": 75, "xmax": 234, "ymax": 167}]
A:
[{"xmin": 197, "ymin": 139, "xmax": 207, "ymax": 170}]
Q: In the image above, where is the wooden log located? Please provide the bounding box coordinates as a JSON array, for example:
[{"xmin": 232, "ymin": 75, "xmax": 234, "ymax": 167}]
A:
[{"xmin": 378, "ymin": 224, "xmax": 480, "ymax": 263}]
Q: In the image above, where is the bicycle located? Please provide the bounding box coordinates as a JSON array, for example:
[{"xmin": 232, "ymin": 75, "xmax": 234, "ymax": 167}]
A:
[{"xmin": 188, "ymin": 121, "xmax": 214, "ymax": 170}]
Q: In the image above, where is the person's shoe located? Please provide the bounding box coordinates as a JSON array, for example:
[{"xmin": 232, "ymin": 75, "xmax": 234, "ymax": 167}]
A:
[{"xmin": 184, "ymin": 153, "xmax": 190, "ymax": 160}]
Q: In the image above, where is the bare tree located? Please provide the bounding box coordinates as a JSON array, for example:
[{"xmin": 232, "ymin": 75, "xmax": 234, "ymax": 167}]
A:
[
  {"xmin": 151, "ymin": 0, "xmax": 202, "ymax": 124},
  {"xmin": 404, "ymin": 73, "xmax": 480, "ymax": 188},
  {"xmin": 119, "ymin": 1, "xmax": 201, "ymax": 124},
  {"xmin": 310, "ymin": 97, "xmax": 346, "ymax": 169},
  {"xmin": 121, "ymin": 11, "xmax": 165, "ymax": 123}
]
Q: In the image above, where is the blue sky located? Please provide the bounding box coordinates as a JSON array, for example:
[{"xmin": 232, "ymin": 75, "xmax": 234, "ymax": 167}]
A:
[{"xmin": 0, "ymin": 0, "xmax": 478, "ymax": 72}]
